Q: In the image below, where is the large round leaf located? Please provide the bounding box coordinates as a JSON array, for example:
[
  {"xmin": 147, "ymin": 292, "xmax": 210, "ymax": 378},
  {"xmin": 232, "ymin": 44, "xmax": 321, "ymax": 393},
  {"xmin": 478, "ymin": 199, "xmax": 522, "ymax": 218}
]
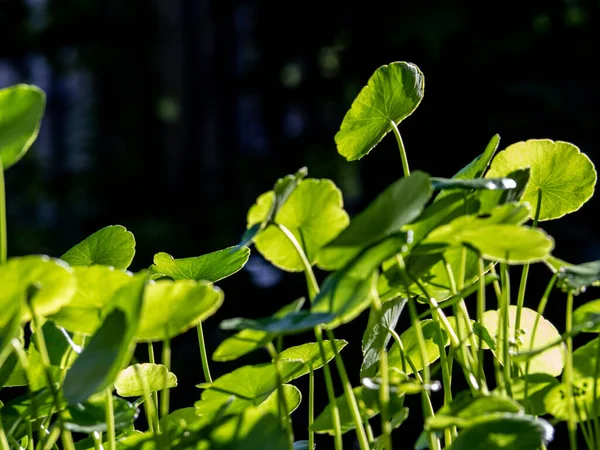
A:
[
  {"xmin": 335, "ymin": 62, "xmax": 424, "ymax": 161},
  {"xmin": 481, "ymin": 306, "xmax": 564, "ymax": 376},
  {"xmin": 50, "ymin": 265, "xmax": 133, "ymax": 334},
  {"xmin": 61, "ymin": 225, "xmax": 136, "ymax": 270},
  {"xmin": 115, "ymin": 363, "xmax": 177, "ymax": 397},
  {"xmin": 486, "ymin": 139, "xmax": 596, "ymax": 221},
  {"xmin": 0, "ymin": 85, "xmax": 46, "ymax": 169},
  {"xmin": 247, "ymin": 178, "xmax": 349, "ymax": 271},
  {"xmin": 135, "ymin": 280, "xmax": 224, "ymax": 341},
  {"xmin": 0, "ymin": 256, "xmax": 75, "ymax": 326}
]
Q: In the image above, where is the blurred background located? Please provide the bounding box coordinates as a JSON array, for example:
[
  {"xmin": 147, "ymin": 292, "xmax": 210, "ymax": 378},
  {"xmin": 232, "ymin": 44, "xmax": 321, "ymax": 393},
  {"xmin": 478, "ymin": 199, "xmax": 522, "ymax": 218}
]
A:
[{"xmin": 2, "ymin": 0, "xmax": 600, "ymax": 446}]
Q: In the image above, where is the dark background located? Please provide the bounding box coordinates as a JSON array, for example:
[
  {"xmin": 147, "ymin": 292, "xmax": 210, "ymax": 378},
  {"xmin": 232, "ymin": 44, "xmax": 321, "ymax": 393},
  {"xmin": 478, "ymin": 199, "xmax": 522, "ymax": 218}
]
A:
[{"xmin": 2, "ymin": 0, "xmax": 600, "ymax": 447}]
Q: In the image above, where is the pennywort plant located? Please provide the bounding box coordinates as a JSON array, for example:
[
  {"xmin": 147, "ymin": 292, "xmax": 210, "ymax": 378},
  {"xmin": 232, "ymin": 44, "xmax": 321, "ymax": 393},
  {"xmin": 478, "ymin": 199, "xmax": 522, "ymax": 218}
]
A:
[{"xmin": 1, "ymin": 61, "xmax": 600, "ymax": 450}]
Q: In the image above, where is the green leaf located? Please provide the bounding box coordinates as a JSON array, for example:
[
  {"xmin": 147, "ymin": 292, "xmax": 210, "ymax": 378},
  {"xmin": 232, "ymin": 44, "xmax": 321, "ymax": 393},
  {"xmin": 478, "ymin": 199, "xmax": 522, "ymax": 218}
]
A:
[
  {"xmin": 212, "ymin": 298, "xmax": 304, "ymax": 362},
  {"xmin": 50, "ymin": 265, "xmax": 133, "ymax": 335},
  {"xmin": 136, "ymin": 279, "xmax": 224, "ymax": 341},
  {"xmin": 149, "ymin": 245, "xmax": 250, "ymax": 282},
  {"xmin": 64, "ymin": 395, "xmax": 138, "ymax": 433},
  {"xmin": 544, "ymin": 378, "xmax": 600, "ymax": 422},
  {"xmin": 220, "ymin": 311, "xmax": 334, "ymax": 335},
  {"xmin": 0, "ymin": 85, "xmax": 46, "ymax": 169},
  {"xmin": 247, "ymin": 178, "xmax": 349, "ymax": 271},
  {"xmin": 550, "ymin": 259, "xmax": 600, "ymax": 294},
  {"xmin": 0, "ymin": 256, "xmax": 76, "ymax": 325},
  {"xmin": 63, "ymin": 273, "xmax": 146, "ymax": 403},
  {"xmin": 115, "ymin": 363, "xmax": 177, "ymax": 397},
  {"xmin": 426, "ymin": 392, "xmax": 523, "ymax": 430},
  {"xmin": 572, "ymin": 337, "xmax": 600, "ymax": 380},
  {"xmin": 574, "ymin": 299, "xmax": 600, "ymax": 332},
  {"xmin": 0, "ymin": 304, "xmax": 21, "ymax": 368},
  {"xmin": 431, "ymin": 177, "xmax": 516, "ymax": 192},
  {"xmin": 362, "ymin": 368, "xmax": 437, "ymax": 395},
  {"xmin": 453, "ymin": 135, "xmax": 501, "ymax": 180},
  {"xmin": 335, "ymin": 61, "xmax": 424, "ymax": 161},
  {"xmin": 159, "ymin": 407, "xmax": 202, "ymax": 434},
  {"xmin": 34, "ymin": 321, "xmax": 75, "ymax": 367},
  {"xmin": 480, "ymin": 306, "xmax": 564, "ymax": 376},
  {"xmin": 61, "ymin": 225, "xmax": 136, "ymax": 270},
  {"xmin": 486, "ymin": 139, "xmax": 597, "ymax": 221},
  {"xmin": 319, "ymin": 171, "xmax": 432, "ymax": 268},
  {"xmin": 446, "ymin": 413, "xmax": 554, "ymax": 450},
  {"xmin": 387, "ymin": 319, "xmax": 447, "ymax": 374},
  {"xmin": 312, "ymin": 234, "xmax": 408, "ymax": 329},
  {"xmin": 361, "ymin": 297, "xmax": 406, "ymax": 378},
  {"xmin": 504, "ymin": 374, "xmax": 559, "ymax": 416},
  {"xmin": 278, "ymin": 340, "xmax": 348, "ymax": 374}
]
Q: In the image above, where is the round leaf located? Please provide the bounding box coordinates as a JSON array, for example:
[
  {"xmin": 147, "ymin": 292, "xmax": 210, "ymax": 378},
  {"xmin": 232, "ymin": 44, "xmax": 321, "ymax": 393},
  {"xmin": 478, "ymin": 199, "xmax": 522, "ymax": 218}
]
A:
[
  {"xmin": 486, "ymin": 139, "xmax": 596, "ymax": 221},
  {"xmin": 544, "ymin": 378, "xmax": 600, "ymax": 422},
  {"xmin": 0, "ymin": 85, "xmax": 46, "ymax": 169},
  {"xmin": 114, "ymin": 363, "xmax": 177, "ymax": 397},
  {"xmin": 481, "ymin": 306, "xmax": 564, "ymax": 376},
  {"xmin": 247, "ymin": 178, "xmax": 349, "ymax": 271},
  {"xmin": 0, "ymin": 256, "xmax": 76, "ymax": 326},
  {"xmin": 136, "ymin": 280, "xmax": 224, "ymax": 341},
  {"xmin": 61, "ymin": 225, "xmax": 136, "ymax": 270},
  {"xmin": 278, "ymin": 340, "xmax": 348, "ymax": 374},
  {"xmin": 574, "ymin": 299, "xmax": 600, "ymax": 332},
  {"xmin": 335, "ymin": 62, "xmax": 424, "ymax": 161}
]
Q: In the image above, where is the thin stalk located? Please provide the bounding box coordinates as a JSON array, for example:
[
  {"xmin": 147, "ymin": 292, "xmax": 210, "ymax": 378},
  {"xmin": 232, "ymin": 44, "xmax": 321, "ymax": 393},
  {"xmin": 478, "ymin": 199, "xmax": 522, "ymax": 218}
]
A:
[
  {"xmin": 27, "ymin": 422, "xmax": 33, "ymax": 450},
  {"xmin": 594, "ymin": 339, "xmax": 600, "ymax": 449},
  {"xmin": 378, "ymin": 348, "xmax": 392, "ymax": 450},
  {"xmin": 275, "ymin": 223, "xmax": 319, "ymax": 298},
  {"xmin": 388, "ymin": 328, "xmax": 422, "ymax": 382},
  {"xmin": 105, "ymin": 389, "xmax": 116, "ymax": 450},
  {"xmin": 565, "ymin": 291, "xmax": 578, "ymax": 450},
  {"xmin": 196, "ymin": 321, "xmax": 213, "ymax": 384},
  {"xmin": 308, "ymin": 367, "xmax": 315, "ymax": 450},
  {"xmin": 92, "ymin": 432, "xmax": 102, "ymax": 450},
  {"xmin": 0, "ymin": 413, "xmax": 10, "ymax": 450},
  {"xmin": 147, "ymin": 343, "xmax": 161, "ymax": 420},
  {"xmin": 389, "ymin": 120, "xmax": 410, "ymax": 177},
  {"xmin": 40, "ymin": 428, "xmax": 60, "ymax": 450},
  {"xmin": 325, "ymin": 330, "xmax": 370, "ymax": 450},
  {"xmin": 160, "ymin": 338, "xmax": 171, "ymax": 418},
  {"xmin": 432, "ymin": 320, "xmax": 453, "ymax": 447},
  {"xmin": 267, "ymin": 343, "xmax": 294, "ymax": 450},
  {"xmin": 477, "ymin": 259, "xmax": 487, "ymax": 391},
  {"xmin": 133, "ymin": 364, "xmax": 158, "ymax": 433},
  {"xmin": 499, "ymin": 262, "xmax": 513, "ymax": 397},
  {"xmin": 0, "ymin": 158, "xmax": 7, "ymax": 263},
  {"xmin": 364, "ymin": 418, "xmax": 375, "ymax": 443}
]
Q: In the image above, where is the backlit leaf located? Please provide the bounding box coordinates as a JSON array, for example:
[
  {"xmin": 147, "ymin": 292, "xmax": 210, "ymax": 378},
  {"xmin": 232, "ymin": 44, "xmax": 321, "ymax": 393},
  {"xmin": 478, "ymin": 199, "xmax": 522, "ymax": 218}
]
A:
[
  {"xmin": 115, "ymin": 363, "xmax": 177, "ymax": 397},
  {"xmin": 64, "ymin": 395, "xmax": 138, "ymax": 433}
]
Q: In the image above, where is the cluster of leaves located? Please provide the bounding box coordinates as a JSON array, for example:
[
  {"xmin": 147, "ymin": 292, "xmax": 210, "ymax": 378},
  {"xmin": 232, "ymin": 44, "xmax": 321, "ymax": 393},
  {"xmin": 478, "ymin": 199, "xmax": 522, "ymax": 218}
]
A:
[{"xmin": 1, "ymin": 62, "xmax": 600, "ymax": 450}]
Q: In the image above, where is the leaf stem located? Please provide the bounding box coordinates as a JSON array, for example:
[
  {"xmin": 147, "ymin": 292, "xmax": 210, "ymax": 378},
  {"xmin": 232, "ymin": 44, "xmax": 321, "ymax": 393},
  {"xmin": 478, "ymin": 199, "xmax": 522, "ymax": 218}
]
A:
[
  {"xmin": 160, "ymin": 338, "xmax": 171, "ymax": 418},
  {"xmin": 105, "ymin": 389, "xmax": 116, "ymax": 450},
  {"xmin": 389, "ymin": 120, "xmax": 410, "ymax": 177},
  {"xmin": 267, "ymin": 343, "xmax": 294, "ymax": 450},
  {"xmin": 0, "ymin": 158, "xmax": 6, "ymax": 263},
  {"xmin": 477, "ymin": 259, "xmax": 487, "ymax": 391},
  {"xmin": 499, "ymin": 262, "xmax": 513, "ymax": 397},
  {"xmin": 565, "ymin": 291, "xmax": 578, "ymax": 450},
  {"xmin": 0, "ymin": 413, "xmax": 10, "ymax": 450},
  {"xmin": 147, "ymin": 343, "xmax": 161, "ymax": 420},
  {"xmin": 308, "ymin": 367, "xmax": 315, "ymax": 450},
  {"xmin": 196, "ymin": 321, "xmax": 213, "ymax": 384}
]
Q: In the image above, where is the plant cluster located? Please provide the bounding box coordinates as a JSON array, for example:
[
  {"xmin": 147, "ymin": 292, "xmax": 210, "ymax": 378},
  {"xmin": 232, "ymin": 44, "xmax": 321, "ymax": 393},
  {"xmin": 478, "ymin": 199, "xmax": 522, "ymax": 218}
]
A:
[{"xmin": 1, "ymin": 61, "xmax": 600, "ymax": 450}]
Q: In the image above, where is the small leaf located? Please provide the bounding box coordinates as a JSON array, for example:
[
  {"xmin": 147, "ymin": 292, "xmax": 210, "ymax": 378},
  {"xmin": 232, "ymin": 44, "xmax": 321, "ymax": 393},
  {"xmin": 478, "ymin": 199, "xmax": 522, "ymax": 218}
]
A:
[
  {"xmin": 361, "ymin": 297, "xmax": 406, "ymax": 378},
  {"xmin": 486, "ymin": 139, "xmax": 597, "ymax": 221},
  {"xmin": 0, "ymin": 84, "xmax": 46, "ymax": 169},
  {"xmin": 446, "ymin": 413, "xmax": 554, "ymax": 450},
  {"xmin": 574, "ymin": 300, "xmax": 600, "ymax": 332},
  {"xmin": 247, "ymin": 178, "xmax": 349, "ymax": 271},
  {"xmin": 431, "ymin": 177, "xmax": 516, "ymax": 192},
  {"xmin": 278, "ymin": 340, "xmax": 348, "ymax": 374},
  {"xmin": 335, "ymin": 62, "xmax": 424, "ymax": 161},
  {"xmin": 63, "ymin": 273, "xmax": 146, "ymax": 403},
  {"xmin": 220, "ymin": 311, "xmax": 334, "ymax": 335},
  {"xmin": 136, "ymin": 280, "xmax": 224, "ymax": 341},
  {"xmin": 480, "ymin": 306, "xmax": 564, "ymax": 376},
  {"xmin": 319, "ymin": 172, "xmax": 431, "ymax": 268},
  {"xmin": 115, "ymin": 363, "xmax": 177, "ymax": 397},
  {"xmin": 64, "ymin": 395, "xmax": 138, "ymax": 433},
  {"xmin": 149, "ymin": 245, "xmax": 250, "ymax": 282},
  {"xmin": 159, "ymin": 407, "xmax": 202, "ymax": 433},
  {"xmin": 572, "ymin": 337, "xmax": 600, "ymax": 380},
  {"xmin": 452, "ymin": 135, "xmax": 501, "ymax": 180},
  {"xmin": 50, "ymin": 265, "xmax": 133, "ymax": 335},
  {"xmin": 552, "ymin": 259, "xmax": 600, "ymax": 294},
  {"xmin": 212, "ymin": 298, "xmax": 304, "ymax": 362},
  {"xmin": 61, "ymin": 225, "xmax": 136, "ymax": 270},
  {"xmin": 0, "ymin": 256, "xmax": 76, "ymax": 325}
]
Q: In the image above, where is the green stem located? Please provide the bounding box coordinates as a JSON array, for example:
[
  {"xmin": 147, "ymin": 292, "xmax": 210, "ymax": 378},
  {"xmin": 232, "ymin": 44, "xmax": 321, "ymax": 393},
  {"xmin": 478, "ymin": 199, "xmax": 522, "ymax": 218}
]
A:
[
  {"xmin": 388, "ymin": 328, "xmax": 421, "ymax": 382},
  {"xmin": 499, "ymin": 262, "xmax": 512, "ymax": 397},
  {"xmin": 432, "ymin": 319, "xmax": 453, "ymax": 447},
  {"xmin": 308, "ymin": 367, "xmax": 315, "ymax": 450},
  {"xmin": 160, "ymin": 338, "xmax": 171, "ymax": 418},
  {"xmin": 593, "ymin": 339, "xmax": 600, "ymax": 449},
  {"xmin": 325, "ymin": 329, "xmax": 370, "ymax": 450},
  {"xmin": 196, "ymin": 321, "xmax": 213, "ymax": 384},
  {"xmin": 477, "ymin": 259, "xmax": 487, "ymax": 392},
  {"xmin": 0, "ymin": 412, "xmax": 10, "ymax": 450},
  {"xmin": 389, "ymin": 120, "xmax": 410, "ymax": 177},
  {"xmin": 133, "ymin": 364, "xmax": 157, "ymax": 433},
  {"xmin": 267, "ymin": 343, "xmax": 294, "ymax": 450},
  {"xmin": 565, "ymin": 291, "xmax": 578, "ymax": 450},
  {"xmin": 275, "ymin": 223, "xmax": 319, "ymax": 298},
  {"xmin": 105, "ymin": 389, "xmax": 116, "ymax": 450},
  {"xmin": 0, "ymin": 158, "xmax": 7, "ymax": 263},
  {"xmin": 92, "ymin": 432, "xmax": 102, "ymax": 450},
  {"xmin": 147, "ymin": 343, "xmax": 161, "ymax": 421}
]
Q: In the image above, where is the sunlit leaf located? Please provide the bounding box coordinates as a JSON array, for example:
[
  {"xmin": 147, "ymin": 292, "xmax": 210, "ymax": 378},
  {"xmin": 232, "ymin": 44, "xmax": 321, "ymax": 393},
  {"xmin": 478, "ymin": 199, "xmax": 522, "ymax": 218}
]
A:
[
  {"xmin": 50, "ymin": 265, "xmax": 133, "ymax": 335},
  {"xmin": 63, "ymin": 273, "xmax": 146, "ymax": 403},
  {"xmin": 135, "ymin": 280, "xmax": 223, "ymax": 341},
  {"xmin": 544, "ymin": 378, "xmax": 600, "ymax": 422},
  {"xmin": 361, "ymin": 297, "xmax": 406, "ymax": 378},
  {"xmin": 278, "ymin": 340, "xmax": 347, "ymax": 374},
  {"xmin": 0, "ymin": 256, "xmax": 76, "ymax": 325},
  {"xmin": 319, "ymin": 172, "xmax": 431, "ymax": 268},
  {"xmin": 486, "ymin": 139, "xmax": 596, "ymax": 221},
  {"xmin": 0, "ymin": 84, "xmax": 46, "ymax": 169},
  {"xmin": 453, "ymin": 135, "xmax": 501, "ymax": 180},
  {"xmin": 115, "ymin": 363, "xmax": 177, "ymax": 397},
  {"xmin": 149, "ymin": 245, "xmax": 250, "ymax": 282},
  {"xmin": 446, "ymin": 413, "xmax": 554, "ymax": 450},
  {"xmin": 64, "ymin": 395, "xmax": 138, "ymax": 433},
  {"xmin": 505, "ymin": 374, "xmax": 559, "ymax": 416},
  {"xmin": 335, "ymin": 62, "xmax": 424, "ymax": 161},
  {"xmin": 212, "ymin": 298, "xmax": 304, "ymax": 362},
  {"xmin": 574, "ymin": 300, "xmax": 600, "ymax": 332},
  {"xmin": 480, "ymin": 306, "xmax": 564, "ymax": 376},
  {"xmin": 431, "ymin": 177, "xmax": 516, "ymax": 192},
  {"xmin": 61, "ymin": 225, "xmax": 136, "ymax": 270},
  {"xmin": 247, "ymin": 178, "xmax": 348, "ymax": 271},
  {"xmin": 387, "ymin": 319, "xmax": 447, "ymax": 374}
]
